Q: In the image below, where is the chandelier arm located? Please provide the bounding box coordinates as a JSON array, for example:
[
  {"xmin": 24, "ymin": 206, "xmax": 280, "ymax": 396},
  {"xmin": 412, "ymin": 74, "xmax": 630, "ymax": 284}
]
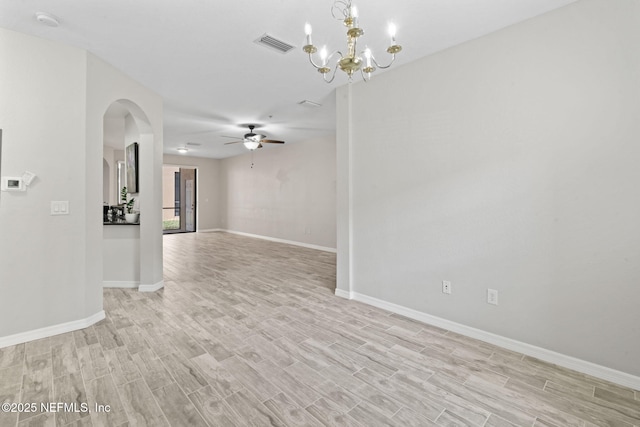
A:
[
  {"xmin": 307, "ymin": 53, "xmax": 324, "ymax": 70},
  {"xmin": 331, "ymin": 0, "xmax": 351, "ymax": 20},
  {"xmin": 307, "ymin": 49, "xmax": 344, "ymax": 70},
  {"xmin": 323, "ymin": 64, "xmax": 340, "ymax": 83},
  {"xmin": 360, "ymin": 68, "xmax": 371, "ymax": 83},
  {"xmin": 327, "ymin": 50, "xmax": 344, "ymax": 64},
  {"xmin": 370, "ymin": 53, "xmax": 397, "ymax": 70}
]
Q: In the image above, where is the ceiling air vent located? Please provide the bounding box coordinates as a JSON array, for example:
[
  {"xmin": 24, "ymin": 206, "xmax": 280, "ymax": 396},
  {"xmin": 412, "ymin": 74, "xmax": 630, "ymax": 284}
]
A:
[
  {"xmin": 298, "ymin": 100, "xmax": 322, "ymax": 107},
  {"xmin": 254, "ymin": 34, "xmax": 295, "ymax": 54}
]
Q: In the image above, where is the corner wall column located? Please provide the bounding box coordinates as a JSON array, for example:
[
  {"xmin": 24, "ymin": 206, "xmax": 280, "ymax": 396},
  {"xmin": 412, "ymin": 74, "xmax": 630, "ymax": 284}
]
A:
[{"xmin": 336, "ymin": 84, "xmax": 353, "ymax": 299}]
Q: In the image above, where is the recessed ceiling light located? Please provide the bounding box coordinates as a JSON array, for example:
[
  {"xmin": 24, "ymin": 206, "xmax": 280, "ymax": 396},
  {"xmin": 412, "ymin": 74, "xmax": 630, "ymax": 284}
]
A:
[
  {"xmin": 176, "ymin": 147, "xmax": 188, "ymax": 154},
  {"xmin": 35, "ymin": 12, "xmax": 60, "ymax": 27}
]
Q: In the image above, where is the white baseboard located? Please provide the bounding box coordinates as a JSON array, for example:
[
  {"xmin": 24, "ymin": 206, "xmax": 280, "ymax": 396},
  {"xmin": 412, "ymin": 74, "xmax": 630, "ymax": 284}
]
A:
[
  {"xmin": 334, "ymin": 288, "xmax": 352, "ymax": 299},
  {"xmin": 221, "ymin": 229, "xmax": 337, "ymax": 253},
  {"xmin": 138, "ymin": 280, "xmax": 164, "ymax": 293},
  {"xmin": 0, "ymin": 310, "xmax": 105, "ymax": 349},
  {"xmin": 197, "ymin": 228, "xmax": 224, "ymax": 233},
  {"xmin": 338, "ymin": 290, "xmax": 640, "ymax": 390},
  {"xmin": 103, "ymin": 281, "xmax": 139, "ymax": 289}
]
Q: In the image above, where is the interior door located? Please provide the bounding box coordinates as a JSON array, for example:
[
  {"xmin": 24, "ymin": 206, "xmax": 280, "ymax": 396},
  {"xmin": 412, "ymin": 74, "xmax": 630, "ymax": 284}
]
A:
[
  {"xmin": 162, "ymin": 166, "xmax": 196, "ymax": 233},
  {"xmin": 184, "ymin": 173, "xmax": 195, "ymax": 232},
  {"xmin": 178, "ymin": 167, "xmax": 196, "ymax": 233},
  {"xmin": 162, "ymin": 166, "xmax": 180, "ymax": 232}
]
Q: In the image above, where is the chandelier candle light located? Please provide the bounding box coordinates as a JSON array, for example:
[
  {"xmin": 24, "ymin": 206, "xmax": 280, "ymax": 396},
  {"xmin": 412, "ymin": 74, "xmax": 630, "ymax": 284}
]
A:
[{"xmin": 303, "ymin": 0, "xmax": 402, "ymax": 83}]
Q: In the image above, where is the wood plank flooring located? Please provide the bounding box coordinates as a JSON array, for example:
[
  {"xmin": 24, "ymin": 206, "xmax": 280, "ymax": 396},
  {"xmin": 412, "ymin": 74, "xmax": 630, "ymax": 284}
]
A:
[{"xmin": 1, "ymin": 231, "xmax": 638, "ymax": 426}]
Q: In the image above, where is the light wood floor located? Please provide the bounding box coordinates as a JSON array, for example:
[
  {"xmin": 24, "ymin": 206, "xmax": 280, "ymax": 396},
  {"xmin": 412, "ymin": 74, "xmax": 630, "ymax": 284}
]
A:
[{"xmin": 1, "ymin": 231, "xmax": 638, "ymax": 427}]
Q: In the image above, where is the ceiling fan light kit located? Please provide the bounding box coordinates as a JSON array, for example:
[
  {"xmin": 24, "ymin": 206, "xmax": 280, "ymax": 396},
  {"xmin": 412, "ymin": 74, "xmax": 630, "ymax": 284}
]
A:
[
  {"xmin": 303, "ymin": 0, "xmax": 402, "ymax": 83},
  {"xmin": 243, "ymin": 140, "xmax": 261, "ymax": 150}
]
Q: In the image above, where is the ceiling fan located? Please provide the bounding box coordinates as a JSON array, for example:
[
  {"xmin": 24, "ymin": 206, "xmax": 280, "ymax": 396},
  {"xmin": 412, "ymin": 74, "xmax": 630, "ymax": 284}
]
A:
[{"xmin": 223, "ymin": 125, "xmax": 285, "ymax": 150}]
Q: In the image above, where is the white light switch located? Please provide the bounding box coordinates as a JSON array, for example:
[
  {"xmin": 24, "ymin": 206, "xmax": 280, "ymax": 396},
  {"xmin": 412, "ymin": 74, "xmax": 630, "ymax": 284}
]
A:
[{"xmin": 51, "ymin": 201, "xmax": 69, "ymax": 215}]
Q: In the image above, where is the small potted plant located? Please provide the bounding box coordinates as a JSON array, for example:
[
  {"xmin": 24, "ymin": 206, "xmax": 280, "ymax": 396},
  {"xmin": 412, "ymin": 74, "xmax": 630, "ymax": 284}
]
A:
[{"xmin": 121, "ymin": 186, "xmax": 139, "ymax": 223}]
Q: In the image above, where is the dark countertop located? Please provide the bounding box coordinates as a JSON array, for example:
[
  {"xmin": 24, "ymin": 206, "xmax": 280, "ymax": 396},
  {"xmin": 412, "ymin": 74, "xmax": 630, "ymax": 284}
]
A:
[{"xmin": 103, "ymin": 221, "xmax": 140, "ymax": 225}]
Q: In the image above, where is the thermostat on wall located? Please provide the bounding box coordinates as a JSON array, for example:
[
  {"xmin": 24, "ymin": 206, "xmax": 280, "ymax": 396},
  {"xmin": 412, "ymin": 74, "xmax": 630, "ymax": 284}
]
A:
[
  {"xmin": 1, "ymin": 176, "xmax": 26, "ymax": 191},
  {"xmin": 22, "ymin": 171, "xmax": 36, "ymax": 186}
]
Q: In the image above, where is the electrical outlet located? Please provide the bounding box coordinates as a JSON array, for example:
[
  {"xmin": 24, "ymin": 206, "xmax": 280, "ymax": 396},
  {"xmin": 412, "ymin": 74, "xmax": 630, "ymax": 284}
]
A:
[
  {"xmin": 442, "ymin": 280, "xmax": 452, "ymax": 294},
  {"xmin": 487, "ymin": 288, "xmax": 498, "ymax": 305}
]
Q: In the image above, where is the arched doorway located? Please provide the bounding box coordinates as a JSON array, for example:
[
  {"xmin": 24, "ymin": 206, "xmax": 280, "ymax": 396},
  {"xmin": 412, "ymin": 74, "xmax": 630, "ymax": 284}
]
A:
[{"xmin": 102, "ymin": 99, "xmax": 163, "ymax": 292}]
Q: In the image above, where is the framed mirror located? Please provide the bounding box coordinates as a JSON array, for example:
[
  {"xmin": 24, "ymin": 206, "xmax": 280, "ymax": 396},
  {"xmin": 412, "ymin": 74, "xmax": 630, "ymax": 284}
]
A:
[
  {"xmin": 116, "ymin": 160, "xmax": 125, "ymax": 204},
  {"xmin": 125, "ymin": 142, "xmax": 139, "ymax": 193}
]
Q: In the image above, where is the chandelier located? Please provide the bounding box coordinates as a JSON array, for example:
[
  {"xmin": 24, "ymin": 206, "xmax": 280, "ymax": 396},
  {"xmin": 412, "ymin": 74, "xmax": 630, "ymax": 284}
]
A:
[{"xmin": 303, "ymin": 0, "xmax": 402, "ymax": 83}]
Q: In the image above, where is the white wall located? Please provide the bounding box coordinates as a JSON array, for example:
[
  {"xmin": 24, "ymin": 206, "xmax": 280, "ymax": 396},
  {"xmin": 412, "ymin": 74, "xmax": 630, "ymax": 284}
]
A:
[
  {"xmin": 163, "ymin": 154, "xmax": 222, "ymax": 231},
  {"xmin": 338, "ymin": 0, "xmax": 640, "ymax": 378},
  {"xmin": 220, "ymin": 136, "xmax": 336, "ymax": 250},
  {"xmin": 0, "ymin": 28, "xmax": 91, "ymax": 336},
  {"xmin": 103, "ymin": 226, "xmax": 140, "ymax": 284},
  {"xmin": 0, "ymin": 27, "xmax": 163, "ymax": 342}
]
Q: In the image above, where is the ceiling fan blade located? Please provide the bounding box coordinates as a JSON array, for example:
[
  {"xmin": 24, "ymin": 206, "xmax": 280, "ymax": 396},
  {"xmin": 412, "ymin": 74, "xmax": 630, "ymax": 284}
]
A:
[
  {"xmin": 224, "ymin": 140, "xmax": 242, "ymax": 145},
  {"xmin": 261, "ymin": 139, "xmax": 285, "ymax": 144},
  {"xmin": 221, "ymin": 135, "xmax": 240, "ymax": 139}
]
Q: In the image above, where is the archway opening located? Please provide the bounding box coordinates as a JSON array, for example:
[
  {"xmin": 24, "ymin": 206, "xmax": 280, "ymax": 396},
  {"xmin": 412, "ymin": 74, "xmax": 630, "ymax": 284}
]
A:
[{"xmin": 102, "ymin": 99, "xmax": 160, "ymax": 291}]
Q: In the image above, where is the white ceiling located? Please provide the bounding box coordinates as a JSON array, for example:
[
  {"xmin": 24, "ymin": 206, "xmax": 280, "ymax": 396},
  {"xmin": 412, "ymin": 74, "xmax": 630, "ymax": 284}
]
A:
[{"xmin": 1, "ymin": 0, "xmax": 577, "ymax": 159}]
